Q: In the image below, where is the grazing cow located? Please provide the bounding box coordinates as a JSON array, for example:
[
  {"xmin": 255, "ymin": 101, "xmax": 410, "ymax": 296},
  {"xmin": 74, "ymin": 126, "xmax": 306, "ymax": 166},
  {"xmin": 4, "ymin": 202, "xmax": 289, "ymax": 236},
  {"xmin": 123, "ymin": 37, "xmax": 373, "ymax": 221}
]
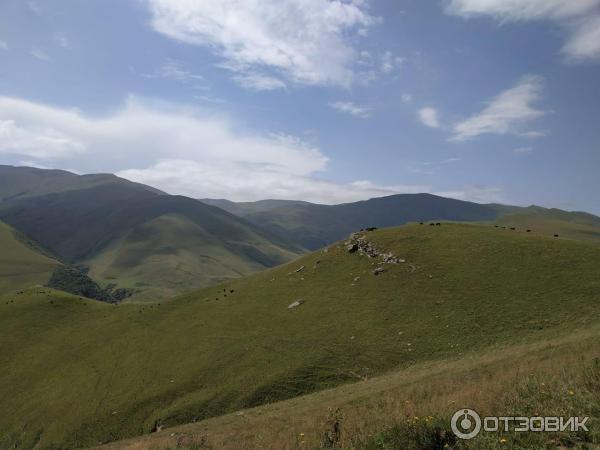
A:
[
  {"xmin": 419, "ymin": 222, "xmax": 424, "ymax": 225},
  {"xmin": 554, "ymin": 234, "xmax": 559, "ymax": 238},
  {"xmin": 429, "ymin": 223, "xmax": 435, "ymax": 226},
  {"xmin": 435, "ymin": 222, "xmax": 441, "ymax": 226},
  {"xmin": 510, "ymin": 227, "xmax": 516, "ymax": 230},
  {"xmin": 526, "ymin": 229, "xmax": 531, "ymax": 233}
]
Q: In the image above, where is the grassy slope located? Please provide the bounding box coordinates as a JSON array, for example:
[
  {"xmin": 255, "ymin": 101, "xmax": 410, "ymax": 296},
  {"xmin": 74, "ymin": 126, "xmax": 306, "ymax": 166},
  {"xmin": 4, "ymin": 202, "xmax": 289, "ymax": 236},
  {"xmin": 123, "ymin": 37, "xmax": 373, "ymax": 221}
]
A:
[
  {"xmin": 493, "ymin": 205, "xmax": 600, "ymax": 242},
  {"xmin": 87, "ymin": 213, "xmax": 298, "ymax": 301},
  {"xmin": 0, "ymin": 220, "xmax": 61, "ymax": 293},
  {"xmin": 98, "ymin": 322, "xmax": 600, "ymax": 450},
  {"xmin": 1, "ymin": 223, "xmax": 600, "ymax": 448}
]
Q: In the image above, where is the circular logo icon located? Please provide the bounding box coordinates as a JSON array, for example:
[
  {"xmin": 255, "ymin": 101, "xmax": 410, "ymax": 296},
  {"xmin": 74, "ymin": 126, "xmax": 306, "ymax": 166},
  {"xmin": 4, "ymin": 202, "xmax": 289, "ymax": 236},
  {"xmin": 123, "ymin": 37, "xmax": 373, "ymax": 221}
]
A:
[{"xmin": 451, "ymin": 408, "xmax": 481, "ymax": 440}]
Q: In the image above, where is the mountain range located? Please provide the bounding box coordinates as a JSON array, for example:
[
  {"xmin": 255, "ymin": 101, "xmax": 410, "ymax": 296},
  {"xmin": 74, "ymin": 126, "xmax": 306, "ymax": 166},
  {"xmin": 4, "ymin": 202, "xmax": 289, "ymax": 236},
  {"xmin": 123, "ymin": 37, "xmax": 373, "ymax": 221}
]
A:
[{"xmin": 1, "ymin": 164, "xmax": 599, "ymax": 301}]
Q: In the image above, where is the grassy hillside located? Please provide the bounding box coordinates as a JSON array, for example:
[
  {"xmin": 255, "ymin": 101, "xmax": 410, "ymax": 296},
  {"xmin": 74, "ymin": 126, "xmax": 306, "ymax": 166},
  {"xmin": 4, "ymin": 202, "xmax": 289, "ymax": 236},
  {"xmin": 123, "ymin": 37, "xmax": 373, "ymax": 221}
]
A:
[
  {"xmin": 99, "ymin": 322, "xmax": 600, "ymax": 449},
  {"xmin": 493, "ymin": 205, "xmax": 600, "ymax": 242},
  {"xmin": 0, "ymin": 175, "xmax": 302, "ymax": 300},
  {"xmin": 200, "ymin": 198, "xmax": 312, "ymax": 217},
  {"xmin": 86, "ymin": 213, "xmax": 299, "ymax": 301},
  {"xmin": 0, "ymin": 220, "xmax": 61, "ymax": 293},
  {"xmin": 1, "ymin": 223, "xmax": 600, "ymax": 448}
]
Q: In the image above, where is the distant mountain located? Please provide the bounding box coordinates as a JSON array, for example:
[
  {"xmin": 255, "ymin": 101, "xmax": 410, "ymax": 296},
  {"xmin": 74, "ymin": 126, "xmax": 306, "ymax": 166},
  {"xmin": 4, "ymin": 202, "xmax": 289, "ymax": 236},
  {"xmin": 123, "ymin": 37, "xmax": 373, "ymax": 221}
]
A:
[
  {"xmin": 200, "ymin": 198, "xmax": 312, "ymax": 217},
  {"xmin": 201, "ymin": 194, "xmax": 600, "ymax": 249},
  {"xmin": 0, "ymin": 166, "xmax": 301, "ymax": 300},
  {"xmin": 203, "ymin": 194, "xmax": 501, "ymax": 250},
  {"xmin": 0, "ymin": 165, "xmax": 163, "ymax": 203}
]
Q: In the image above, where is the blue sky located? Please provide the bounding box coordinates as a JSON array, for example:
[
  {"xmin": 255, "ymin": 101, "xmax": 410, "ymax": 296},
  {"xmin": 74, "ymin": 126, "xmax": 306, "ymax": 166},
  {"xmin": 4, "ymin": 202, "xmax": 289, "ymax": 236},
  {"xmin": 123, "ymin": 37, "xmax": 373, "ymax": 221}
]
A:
[{"xmin": 0, "ymin": 0, "xmax": 599, "ymax": 213}]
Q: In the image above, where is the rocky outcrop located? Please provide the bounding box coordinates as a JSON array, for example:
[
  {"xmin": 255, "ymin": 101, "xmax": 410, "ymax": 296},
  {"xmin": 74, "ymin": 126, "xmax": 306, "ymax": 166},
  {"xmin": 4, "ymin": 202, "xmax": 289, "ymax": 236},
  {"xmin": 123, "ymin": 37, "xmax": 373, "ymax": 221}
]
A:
[{"xmin": 344, "ymin": 231, "xmax": 409, "ymax": 275}]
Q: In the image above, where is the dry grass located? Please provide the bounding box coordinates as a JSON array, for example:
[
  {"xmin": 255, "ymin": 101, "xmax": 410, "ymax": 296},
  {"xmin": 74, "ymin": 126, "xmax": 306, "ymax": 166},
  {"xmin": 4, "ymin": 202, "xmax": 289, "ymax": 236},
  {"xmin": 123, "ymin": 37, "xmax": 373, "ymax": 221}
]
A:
[{"xmin": 96, "ymin": 322, "xmax": 600, "ymax": 450}]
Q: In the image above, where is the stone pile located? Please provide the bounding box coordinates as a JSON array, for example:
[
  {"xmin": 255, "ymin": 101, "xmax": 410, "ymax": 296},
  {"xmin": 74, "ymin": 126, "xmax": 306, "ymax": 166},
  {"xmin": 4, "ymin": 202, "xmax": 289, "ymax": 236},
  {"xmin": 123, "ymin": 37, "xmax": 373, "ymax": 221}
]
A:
[{"xmin": 344, "ymin": 232, "xmax": 406, "ymax": 270}]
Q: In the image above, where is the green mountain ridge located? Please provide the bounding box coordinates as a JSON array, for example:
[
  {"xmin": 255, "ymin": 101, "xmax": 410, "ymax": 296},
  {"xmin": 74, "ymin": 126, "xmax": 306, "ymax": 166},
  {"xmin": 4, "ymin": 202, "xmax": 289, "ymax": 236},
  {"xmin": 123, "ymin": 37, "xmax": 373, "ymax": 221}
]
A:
[
  {"xmin": 0, "ymin": 166, "xmax": 302, "ymax": 300},
  {"xmin": 203, "ymin": 194, "xmax": 600, "ymax": 250}
]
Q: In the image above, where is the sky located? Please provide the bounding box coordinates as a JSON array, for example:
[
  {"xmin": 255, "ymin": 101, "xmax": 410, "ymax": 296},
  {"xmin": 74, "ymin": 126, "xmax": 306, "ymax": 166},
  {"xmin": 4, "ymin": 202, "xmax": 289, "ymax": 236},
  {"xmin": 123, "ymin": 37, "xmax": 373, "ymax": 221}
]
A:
[{"xmin": 0, "ymin": 0, "xmax": 599, "ymax": 213}]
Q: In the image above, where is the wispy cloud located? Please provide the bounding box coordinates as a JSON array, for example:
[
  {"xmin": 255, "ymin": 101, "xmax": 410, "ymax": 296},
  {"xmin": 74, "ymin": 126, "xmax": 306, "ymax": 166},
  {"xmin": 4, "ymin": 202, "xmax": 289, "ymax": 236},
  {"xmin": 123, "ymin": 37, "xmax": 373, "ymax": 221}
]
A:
[
  {"xmin": 142, "ymin": 0, "xmax": 382, "ymax": 88},
  {"xmin": 445, "ymin": 0, "xmax": 600, "ymax": 63},
  {"xmin": 30, "ymin": 47, "xmax": 50, "ymax": 61},
  {"xmin": 27, "ymin": 1, "xmax": 42, "ymax": 14},
  {"xmin": 408, "ymin": 157, "xmax": 461, "ymax": 175},
  {"xmin": 435, "ymin": 186, "xmax": 505, "ymax": 204},
  {"xmin": 401, "ymin": 93, "xmax": 413, "ymax": 103},
  {"xmin": 380, "ymin": 51, "xmax": 404, "ymax": 74},
  {"xmin": 330, "ymin": 101, "xmax": 372, "ymax": 118},
  {"xmin": 145, "ymin": 59, "xmax": 208, "ymax": 90},
  {"xmin": 451, "ymin": 75, "xmax": 547, "ymax": 141},
  {"xmin": 0, "ymin": 40, "xmax": 7, "ymax": 50},
  {"xmin": 53, "ymin": 33, "xmax": 71, "ymax": 49},
  {"xmin": 231, "ymin": 73, "xmax": 287, "ymax": 91},
  {"xmin": 418, "ymin": 107, "xmax": 440, "ymax": 128}
]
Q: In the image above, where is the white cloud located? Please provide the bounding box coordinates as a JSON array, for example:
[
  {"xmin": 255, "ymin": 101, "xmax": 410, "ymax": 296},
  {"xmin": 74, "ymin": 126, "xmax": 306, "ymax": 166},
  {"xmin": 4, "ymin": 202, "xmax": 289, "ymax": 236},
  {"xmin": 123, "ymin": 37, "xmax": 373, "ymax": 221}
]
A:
[
  {"xmin": 408, "ymin": 157, "xmax": 461, "ymax": 175},
  {"xmin": 330, "ymin": 101, "xmax": 372, "ymax": 118},
  {"xmin": 380, "ymin": 51, "xmax": 404, "ymax": 74},
  {"xmin": 27, "ymin": 1, "xmax": 42, "ymax": 14},
  {"xmin": 563, "ymin": 14, "xmax": 600, "ymax": 62},
  {"xmin": 451, "ymin": 75, "xmax": 546, "ymax": 141},
  {"xmin": 0, "ymin": 40, "xmax": 7, "ymax": 50},
  {"xmin": 434, "ymin": 186, "xmax": 505, "ymax": 204},
  {"xmin": 30, "ymin": 47, "xmax": 50, "ymax": 61},
  {"xmin": 445, "ymin": 0, "xmax": 600, "ymax": 63},
  {"xmin": 231, "ymin": 73, "xmax": 287, "ymax": 91},
  {"xmin": 418, "ymin": 107, "xmax": 440, "ymax": 128},
  {"xmin": 401, "ymin": 93, "xmax": 413, "ymax": 103},
  {"xmin": 0, "ymin": 119, "xmax": 86, "ymax": 158},
  {"xmin": 53, "ymin": 33, "xmax": 71, "ymax": 49},
  {"xmin": 0, "ymin": 95, "xmax": 433, "ymax": 203},
  {"xmin": 142, "ymin": 0, "xmax": 380, "ymax": 88},
  {"xmin": 146, "ymin": 59, "xmax": 208, "ymax": 89}
]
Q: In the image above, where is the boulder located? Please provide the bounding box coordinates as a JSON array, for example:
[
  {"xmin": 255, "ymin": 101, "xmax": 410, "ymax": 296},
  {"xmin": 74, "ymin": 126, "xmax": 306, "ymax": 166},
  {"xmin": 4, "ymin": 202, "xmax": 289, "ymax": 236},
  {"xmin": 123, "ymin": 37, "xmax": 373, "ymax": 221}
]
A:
[
  {"xmin": 347, "ymin": 243, "xmax": 359, "ymax": 253},
  {"xmin": 288, "ymin": 299, "xmax": 305, "ymax": 309}
]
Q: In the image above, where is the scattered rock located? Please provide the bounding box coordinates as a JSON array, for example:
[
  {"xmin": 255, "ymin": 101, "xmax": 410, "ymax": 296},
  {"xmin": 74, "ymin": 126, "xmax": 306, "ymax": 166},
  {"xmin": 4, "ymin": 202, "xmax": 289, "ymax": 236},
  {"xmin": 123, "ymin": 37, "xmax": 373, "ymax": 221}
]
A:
[
  {"xmin": 347, "ymin": 243, "xmax": 358, "ymax": 253},
  {"xmin": 373, "ymin": 267, "xmax": 385, "ymax": 276},
  {"xmin": 288, "ymin": 299, "xmax": 305, "ymax": 309},
  {"xmin": 353, "ymin": 276, "xmax": 361, "ymax": 282},
  {"xmin": 295, "ymin": 265, "xmax": 305, "ymax": 273}
]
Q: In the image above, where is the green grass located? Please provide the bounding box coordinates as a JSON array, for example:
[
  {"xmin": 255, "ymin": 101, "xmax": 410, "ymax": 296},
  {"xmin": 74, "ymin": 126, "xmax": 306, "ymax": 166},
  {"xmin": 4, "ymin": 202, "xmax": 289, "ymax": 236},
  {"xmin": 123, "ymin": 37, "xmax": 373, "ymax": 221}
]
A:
[
  {"xmin": 1, "ymin": 223, "xmax": 600, "ymax": 449},
  {"xmin": 0, "ymin": 220, "xmax": 61, "ymax": 294},
  {"xmin": 86, "ymin": 213, "xmax": 299, "ymax": 302}
]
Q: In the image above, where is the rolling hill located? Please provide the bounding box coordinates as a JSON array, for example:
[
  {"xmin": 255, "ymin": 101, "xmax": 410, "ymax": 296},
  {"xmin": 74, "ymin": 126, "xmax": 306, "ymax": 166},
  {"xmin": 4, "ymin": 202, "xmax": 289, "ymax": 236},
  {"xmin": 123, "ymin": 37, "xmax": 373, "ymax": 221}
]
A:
[
  {"xmin": 0, "ymin": 166, "xmax": 302, "ymax": 300},
  {"xmin": 0, "ymin": 219, "xmax": 61, "ymax": 293},
  {"xmin": 202, "ymin": 194, "xmax": 600, "ymax": 249},
  {"xmin": 2, "ymin": 223, "xmax": 600, "ymax": 448}
]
